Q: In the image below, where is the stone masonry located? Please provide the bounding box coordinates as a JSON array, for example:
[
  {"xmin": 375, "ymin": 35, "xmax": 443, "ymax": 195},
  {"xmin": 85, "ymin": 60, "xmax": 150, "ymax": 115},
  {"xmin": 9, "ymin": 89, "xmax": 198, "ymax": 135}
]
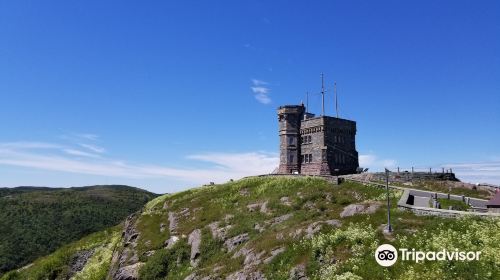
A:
[{"xmin": 277, "ymin": 104, "xmax": 359, "ymax": 175}]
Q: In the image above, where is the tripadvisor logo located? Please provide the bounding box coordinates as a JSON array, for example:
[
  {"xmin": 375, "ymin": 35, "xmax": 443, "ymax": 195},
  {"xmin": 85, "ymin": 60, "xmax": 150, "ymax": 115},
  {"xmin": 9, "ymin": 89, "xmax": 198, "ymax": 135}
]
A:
[{"xmin": 375, "ymin": 244, "xmax": 481, "ymax": 267}]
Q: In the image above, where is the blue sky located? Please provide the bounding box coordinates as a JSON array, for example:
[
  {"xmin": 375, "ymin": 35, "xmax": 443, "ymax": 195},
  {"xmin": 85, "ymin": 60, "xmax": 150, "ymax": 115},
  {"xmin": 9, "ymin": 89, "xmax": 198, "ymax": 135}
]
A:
[{"xmin": 1, "ymin": 1, "xmax": 499, "ymax": 193}]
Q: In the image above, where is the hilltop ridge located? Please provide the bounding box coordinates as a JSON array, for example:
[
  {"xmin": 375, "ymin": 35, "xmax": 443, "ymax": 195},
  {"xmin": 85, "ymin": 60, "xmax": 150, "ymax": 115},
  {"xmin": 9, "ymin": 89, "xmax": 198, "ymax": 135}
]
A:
[{"xmin": 2, "ymin": 176, "xmax": 499, "ymax": 280}]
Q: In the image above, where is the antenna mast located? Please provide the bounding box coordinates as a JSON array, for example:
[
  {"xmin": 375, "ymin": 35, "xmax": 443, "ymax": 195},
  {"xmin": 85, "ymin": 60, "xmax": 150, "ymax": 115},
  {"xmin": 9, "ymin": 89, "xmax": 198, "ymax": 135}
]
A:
[
  {"xmin": 334, "ymin": 81, "xmax": 338, "ymax": 118},
  {"xmin": 321, "ymin": 73, "xmax": 325, "ymax": 116},
  {"xmin": 306, "ymin": 91, "xmax": 309, "ymax": 113}
]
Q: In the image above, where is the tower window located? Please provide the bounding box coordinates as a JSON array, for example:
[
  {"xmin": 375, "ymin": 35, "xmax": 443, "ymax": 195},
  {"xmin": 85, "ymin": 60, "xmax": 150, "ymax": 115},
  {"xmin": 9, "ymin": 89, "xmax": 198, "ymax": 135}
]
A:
[{"xmin": 289, "ymin": 154, "xmax": 294, "ymax": 163}]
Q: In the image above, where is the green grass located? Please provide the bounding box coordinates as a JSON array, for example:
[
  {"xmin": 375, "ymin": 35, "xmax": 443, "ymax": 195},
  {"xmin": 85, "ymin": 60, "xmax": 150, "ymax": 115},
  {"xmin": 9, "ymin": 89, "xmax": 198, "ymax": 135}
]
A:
[
  {"xmin": 437, "ymin": 198, "xmax": 470, "ymax": 211},
  {"xmin": 5, "ymin": 176, "xmax": 499, "ymax": 280},
  {"xmin": 0, "ymin": 185, "xmax": 157, "ymax": 275},
  {"xmin": 0, "ymin": 227, "xmax": 120, "ymax": 280}
]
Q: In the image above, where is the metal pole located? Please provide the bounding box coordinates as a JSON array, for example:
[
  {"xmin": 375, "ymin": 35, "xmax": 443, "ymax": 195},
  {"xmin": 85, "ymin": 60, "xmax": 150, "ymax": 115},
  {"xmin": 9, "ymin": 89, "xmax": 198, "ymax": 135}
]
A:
[
  {"xmin": 385, "ymin": 168, "xmax": 393, "ymax": 233},
  {"xmin": 334, "ymin": 81, "xmax": 338, "ymax": 118},
  {"xmin": 321, "ymin": 73, "xmax": 325, "ymax": 116}
]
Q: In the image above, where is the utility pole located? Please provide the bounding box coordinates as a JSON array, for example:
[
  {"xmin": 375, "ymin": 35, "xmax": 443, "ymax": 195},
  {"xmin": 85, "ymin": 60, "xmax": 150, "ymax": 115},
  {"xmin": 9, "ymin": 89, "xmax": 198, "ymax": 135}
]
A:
[
  {"xmin": 385, "ymin": 168, "xmax": 393, "ymax": 233},
  {"xmin": 334, "ymin": 81, "xmax": 338, "ymax": 118},
  {"xmin": 321, "ymin": 73, "xmax": 325, "ymax": 116}
]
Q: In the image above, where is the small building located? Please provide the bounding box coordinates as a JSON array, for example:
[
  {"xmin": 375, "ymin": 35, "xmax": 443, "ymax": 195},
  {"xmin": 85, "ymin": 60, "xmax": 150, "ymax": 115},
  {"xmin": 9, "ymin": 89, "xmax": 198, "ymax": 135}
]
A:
[
  {"xmin": 486, "ymin": 191, "xmax": 500, "ymax": 213},
  {"xmin": 277, "ymin": 104, "xmax": 359, "ymax": 176}
]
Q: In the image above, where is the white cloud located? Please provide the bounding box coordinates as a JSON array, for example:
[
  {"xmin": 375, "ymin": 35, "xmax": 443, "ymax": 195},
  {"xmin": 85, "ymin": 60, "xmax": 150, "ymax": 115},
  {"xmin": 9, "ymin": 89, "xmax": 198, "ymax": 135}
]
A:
[
  {"xmin": 251, "ymin": 79, "xmax": 268, "ymax": 86},
  {"xmin": 254, "ymin": 93, "xmax": 272, "ymax": 104},
  {"xmin": 0, "ymin": 141, "xmax": 279, "ymax": 185},
  {"xmin": 359, "ymin": 153, "xmax": 397, "ymax": 171},
  {"xmin": 251, "ymin": 79, "xmax": 271, "ymax": 104},
  {"xmin": 76, "ymin": 133, "xmax": 99, "ymax": 141},
  {"xmin": 79, "ymin": 143, "xmax": 106, "ymax": 154},
  {"xmin": 63, "ymin": 149, "xmax": 101, "ymax": 158},
  {"xmin": 442, "ymin": 161, "xmax": 500, "ymax": 185}
]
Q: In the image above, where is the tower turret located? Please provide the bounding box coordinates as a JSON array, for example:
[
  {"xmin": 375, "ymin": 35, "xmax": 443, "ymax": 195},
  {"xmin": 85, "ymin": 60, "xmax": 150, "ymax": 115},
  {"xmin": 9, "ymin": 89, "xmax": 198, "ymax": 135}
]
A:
[{"xmin": 277, "ymin": 105, "xmax": 305, "ymax": 174}]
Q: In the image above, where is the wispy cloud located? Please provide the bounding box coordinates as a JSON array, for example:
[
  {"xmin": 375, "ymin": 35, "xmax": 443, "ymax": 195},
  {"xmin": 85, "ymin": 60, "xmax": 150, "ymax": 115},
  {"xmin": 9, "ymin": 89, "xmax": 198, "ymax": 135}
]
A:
[
  {"xmin": 79, "ymin": 143, "xmax": 106, "ymax": 154},
  {"xmin": 63, "ymin": 149, "xmax": 101, "ymax": 158},
  {"xmin": 443, "ymin": 161, "xmax": 500, "ymax": 185},
  {"xmin": 359, "ymin": 153, "xmax": 397, "ymax": 171},
  {"xmin": 251, "ymin": 79, "xmax": 272, "ymax": 104},
  {"xmin": 0, "ymin": 141, "xmax": 279, "ymax": 185}
]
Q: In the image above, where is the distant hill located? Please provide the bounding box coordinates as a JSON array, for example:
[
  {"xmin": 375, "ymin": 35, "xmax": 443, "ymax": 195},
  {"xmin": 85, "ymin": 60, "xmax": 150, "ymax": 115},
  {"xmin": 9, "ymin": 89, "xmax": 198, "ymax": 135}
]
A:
[
  {"xmin": 2, "ymin": 177, "xmax": 499, "ymax": 280},
  {"xmin": 0, "ymin": 185, "xmax": 158, "ymax": 275}
]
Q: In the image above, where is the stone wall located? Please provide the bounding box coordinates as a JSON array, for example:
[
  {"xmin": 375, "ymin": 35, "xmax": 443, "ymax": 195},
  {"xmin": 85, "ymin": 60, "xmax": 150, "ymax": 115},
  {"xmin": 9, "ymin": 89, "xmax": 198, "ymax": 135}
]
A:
[{"xmin": 397, "ymin": 189, "xmax": 499, "ymax": 218}]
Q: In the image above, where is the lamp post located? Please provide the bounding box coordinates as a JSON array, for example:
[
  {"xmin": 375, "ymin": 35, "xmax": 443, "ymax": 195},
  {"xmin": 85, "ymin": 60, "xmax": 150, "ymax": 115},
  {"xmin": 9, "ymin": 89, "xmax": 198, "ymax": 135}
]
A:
[{"xmin": 385, "ymin": 168, "xmax": 393, "ymax": 233}]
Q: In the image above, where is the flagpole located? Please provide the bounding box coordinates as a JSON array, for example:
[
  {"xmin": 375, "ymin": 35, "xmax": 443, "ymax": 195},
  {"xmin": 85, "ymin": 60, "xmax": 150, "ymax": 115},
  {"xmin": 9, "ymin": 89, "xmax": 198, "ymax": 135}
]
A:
[{"xmin": 385, "ymin": 168, "xmax": 393, "ymax": 233}]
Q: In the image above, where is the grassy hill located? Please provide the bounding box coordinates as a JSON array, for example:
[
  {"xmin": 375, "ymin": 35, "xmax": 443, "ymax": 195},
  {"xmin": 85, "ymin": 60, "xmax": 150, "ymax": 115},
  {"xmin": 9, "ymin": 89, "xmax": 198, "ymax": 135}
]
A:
[
  {"xmin": 2, "ymin": 177, "xmax": 499, "ymax": 280},
  {"xmin": 0, "ymin": 185, "xmax": 158, "ymax": 275}
]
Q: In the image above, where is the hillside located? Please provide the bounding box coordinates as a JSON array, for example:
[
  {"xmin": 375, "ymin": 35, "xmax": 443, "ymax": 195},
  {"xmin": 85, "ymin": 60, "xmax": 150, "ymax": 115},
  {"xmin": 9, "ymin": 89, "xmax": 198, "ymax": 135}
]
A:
[
  {"xmin": 0, "ymin": 185, "xmax": 158, "ymax": 275},
  {"xmin": 2, "ymin": 177, "xmax": 499, "ymax": 280}
]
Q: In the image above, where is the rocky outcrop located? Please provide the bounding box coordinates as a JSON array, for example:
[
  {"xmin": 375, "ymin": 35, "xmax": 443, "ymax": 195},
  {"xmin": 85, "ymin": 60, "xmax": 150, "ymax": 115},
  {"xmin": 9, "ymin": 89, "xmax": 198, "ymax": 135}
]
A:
[
  {"xmin": 289, "ymin": 264, "xmax": 308, "ymax": 280},
  {"xmin": 169, "ymin": 211, "xmax": 179, "ymax": 234},
  {"xmin": 209, "ymin": 221, "xmax": 232, "ymax": 240},
  {"xmin": 68, "ymin": 249, "xmax": 95, "ymax": 277},
  {"xmin": 269, "ymin": 213, "xmax": 293, "ymax": 226},
  {"xmin": 246, "ymin": 201, "xmax": 270, "ymax": 214},
  {"xmin": 107, "ymin": 213, "xmax": 141, "ymax": 280},
  {"xmin": 164, "ymin": 235, "xmax": 180, "ymax": 249},
  {"xmin": 340, "ymin": 202, "xmax": 381, "ymax": 218},
  {"xmin": 188, "ymin": 229, "xmax": 202, "ymax": 266},
  {"xmin": 226, "ymin": 270, "xmax": 266, "ymax": 280},
  {"xmin": 263, "ymin": 247, "xmax": 285, "ymax": 264},
  {"xmin": 224, "ymin": 233, "xmax": 250, "ymax": 252},
  {"xmin": 280, "ymin": 196, "xmax": 292, "ymax": 206},
  {"xmin": 114, "ymin": 262, "xmax": 144, "ymax": 280}
]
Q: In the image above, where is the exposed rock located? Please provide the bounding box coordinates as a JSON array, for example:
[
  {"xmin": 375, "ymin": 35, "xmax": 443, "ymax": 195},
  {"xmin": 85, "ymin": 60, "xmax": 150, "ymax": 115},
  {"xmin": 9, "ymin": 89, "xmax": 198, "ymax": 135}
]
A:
[
  {"xmin": 224, "ymin": 214, "xmax": 234, "ymax": 222},
  {"xmin": 269, "ymin": 213, "xmax": 293, "ymax": 226},
  {"xmin": 179, "ymin": 207, "xmax": 190, "ymax": 217},
  {"xmin": 160, "ymin": 223, "xmax": 166, "ymax": 233},
  {"xmin": 289, "ymin": 228, "xmax": 303, "ymax": 239},
  {"xmin": 168, "ymin": 212, "xmax": 178, "ymax": 234},
  {"xmin": 276, "ymin": 232, "xmax": 284, "ymax": 240},
  {"xmin": 340, "ymin": 204, "xmax": 366, "ymax": 218},
  {"xmin": 280, "ymin": 196, "xmax": 292, "ymax": 206},
  {"xmin": 144, "ymin": 250, "xmax": 155, "ymax": 257},
  {"xmin": 260, "ymin": 201, "xmax": 270, "ymax": 214},
  {"xmin": 233, "ymin": 247, "xmax": 266, "ymax": 267},
  {"xmin": 209, "ymin": 221, "xmax": 232, "ymax": 240},
  {"xmin": 303, "ymin": 201, "xmax": 316, "ymax": 210},
  {"xmin": 289, "ymin": 264, "xmax": 308, "ymax": 280},
  {"xmin": 305, "ymin": 222, "xmax": 323, "ymax": 239},
  {"xmin": 325, "ymin": 193, "xmax": 332, "ymax": 202},
  {"xmin": 239, "ymin": 188, "xmax": 250, "ymax": 196},
  {"xmin": 110, "ymin": 213, "xmax": 140, "ymax": 277},
  {"xmin": 364, "ymin": 203, "xmax": 381, "ymax": 214},
  {"xmin": 226, "ymin": 270, "xmax": 267, "ymax": 280},
  {"xmin": 188, "ymin": 229, "xmax": 202, "ymax": 266},
  {"xmin": 297, "ymin": 192, "xmax": 304, "ymax": 199},
  {"xmin": 224, "ymin": 233, "xmax": 249, "ymax": 252},
  {"xmin": 254, "ymin": 223, "xmax": 265, "ymax": 233},
  {"xmin": 247, "ymin": 203, "xmax": 261, "ymax": 212},
  {"xmin": 163, "ymin": 201, "xmax": 169, "ymax": 209},
  {"xmin": 185, "ymin": 273, "xmax": 198, "ymax": 280},
  {"xmin": 324, "ymin": 219, "xmax": 342, "ymax": 227},
  {"xmin": 164, "ymin": 235, "xmax": 180, "ymax": 249},
  {"xmin": 264, "ymin": 247, "xmax": 285, "ymax": 264},
  {"xmin": 68, "ymin": 249, "xmax": 95, "ymax": 276},
  {"xmin": 114, "ymin": 262, "xmax": 144, "ymax": 280}
]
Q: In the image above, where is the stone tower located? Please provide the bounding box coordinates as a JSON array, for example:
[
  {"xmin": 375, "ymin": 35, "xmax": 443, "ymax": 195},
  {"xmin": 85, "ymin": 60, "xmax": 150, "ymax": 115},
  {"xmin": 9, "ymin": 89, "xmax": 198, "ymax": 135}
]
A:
[
  {"xmin": 277, "ymin": 104, "xmax": 359, "ymax": 176},
  {"xmin": 277, "ymin": 105, "xmax": 305, "ymax": 174}
]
